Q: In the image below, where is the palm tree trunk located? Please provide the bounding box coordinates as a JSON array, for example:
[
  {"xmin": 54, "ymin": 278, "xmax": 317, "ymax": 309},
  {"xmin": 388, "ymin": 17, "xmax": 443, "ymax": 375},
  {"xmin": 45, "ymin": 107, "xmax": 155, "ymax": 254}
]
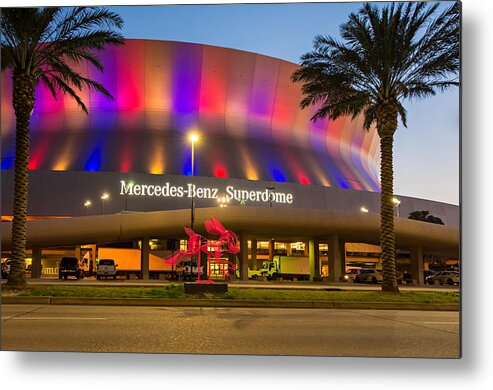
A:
[
  {"xmin": 377, "ymin": 102, "xmax": 400, "ymax": 293},
  {"xmin": 379, "ymin": 133, "xmax": 399, "ymax": 293},
  {"xmin": 7, "ymin": 72, "xmax": 35, "ymax": 288}
]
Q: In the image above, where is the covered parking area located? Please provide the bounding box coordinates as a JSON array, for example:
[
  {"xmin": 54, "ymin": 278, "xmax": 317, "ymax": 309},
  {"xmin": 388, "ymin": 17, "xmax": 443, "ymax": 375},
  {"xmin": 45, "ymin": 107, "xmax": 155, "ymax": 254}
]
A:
[{"xmin": 1, "ymin": 206, "xmax": 459, "ymax": 285}]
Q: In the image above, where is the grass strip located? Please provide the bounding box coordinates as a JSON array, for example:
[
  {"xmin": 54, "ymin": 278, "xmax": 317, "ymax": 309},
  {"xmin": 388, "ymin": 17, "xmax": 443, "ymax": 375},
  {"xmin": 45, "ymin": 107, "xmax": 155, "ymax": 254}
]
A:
[{"xmin": 5, "ymin": 284, "xmax": 460, "ymax": 304}]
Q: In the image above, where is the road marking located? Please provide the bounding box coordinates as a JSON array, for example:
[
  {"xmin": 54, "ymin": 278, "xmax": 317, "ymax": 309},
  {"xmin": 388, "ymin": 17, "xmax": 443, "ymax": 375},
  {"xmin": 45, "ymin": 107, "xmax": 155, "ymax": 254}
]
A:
[
  {"xmin": 422, "ymin": 321, "xmax": 459, "ymax": 325},
  {"xmin": 8, "ymin": 317, "xmax": 107, "ymax": 321}
]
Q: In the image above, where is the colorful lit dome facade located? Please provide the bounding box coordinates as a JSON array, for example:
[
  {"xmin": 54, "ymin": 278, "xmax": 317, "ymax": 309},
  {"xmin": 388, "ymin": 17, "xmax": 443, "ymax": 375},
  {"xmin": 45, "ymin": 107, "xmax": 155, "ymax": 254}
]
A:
[{"xmin": 1, "ymin": 39, "xmax": 380, "ymax": 191}]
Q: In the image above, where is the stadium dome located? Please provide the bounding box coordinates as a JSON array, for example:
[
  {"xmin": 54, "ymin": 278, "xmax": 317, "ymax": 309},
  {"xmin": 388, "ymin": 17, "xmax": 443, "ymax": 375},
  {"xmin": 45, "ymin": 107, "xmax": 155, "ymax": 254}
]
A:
[{"xmin": 1, "ymin": 39, "xmax": 380, "ymax": 192}]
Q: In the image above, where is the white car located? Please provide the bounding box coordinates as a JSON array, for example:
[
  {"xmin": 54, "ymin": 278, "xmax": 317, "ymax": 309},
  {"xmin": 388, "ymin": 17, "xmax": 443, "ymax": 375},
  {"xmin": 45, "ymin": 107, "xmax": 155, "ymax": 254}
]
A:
[
  {"xmin": 344, "ymin": 268, "xmax": 363, "ymax": 282},
  {"xmin": 428, "ymin": 271, "xmax": 460, "ymax": 286},
  {"xmin": 357, "ymin": 269, "xmax": 382, "ymax": 284},
  {"xmin": 344, "ymin": 268, "xmax": 382, "ymax": 284}
]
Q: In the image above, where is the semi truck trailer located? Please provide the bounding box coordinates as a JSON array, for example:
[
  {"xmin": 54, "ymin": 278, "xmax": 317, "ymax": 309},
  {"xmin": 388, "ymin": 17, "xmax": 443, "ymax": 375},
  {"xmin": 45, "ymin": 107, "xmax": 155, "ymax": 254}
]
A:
[{"xmin": 97, "ymin": 248, "xmax": 177, "ymax": 280}]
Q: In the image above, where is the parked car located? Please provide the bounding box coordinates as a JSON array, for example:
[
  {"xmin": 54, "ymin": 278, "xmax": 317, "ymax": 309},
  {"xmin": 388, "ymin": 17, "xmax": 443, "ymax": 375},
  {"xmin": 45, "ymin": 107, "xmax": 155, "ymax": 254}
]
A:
[
  {"xmin": 356, "ymin": 268, "xmax": 382, "ymax": 284},
  {"xmin": 2, "ymin": 259, "xmax": 37, "ymax": 278},
  {"xmin": 401, "ymin": 271, "xmax": 413, "ymax": 284},
  {"xmin": 58, "ymin": 257, "xmax": 84, "ymax": 280},
  {"xmin": 428, "ymin": 271, "xmax": 460, "ymax": 286},
  {"xmin": 1, "ymin": 259, "xmax": 12, "ymax": 279},
  {"xmin": 176, "ymin": 261, "xmax": 204, "ymax": 281},
  {"xmin": 424, "ymin": 269, "xmax": 437, "ymax": 284},
  {"xmin": 97, "ymin": 259, "xmax": 117, "ymax": 280},
  {"xmin": 345, "ymin": 268, "xmax": 382, "ymax": 284},
  {"xmin": 344, "ymin": 268, "xmax": 363, "ymax": 282},
  {"xmin": 398, "ymin": 270, "xmax": 437, "ymax": 285}
]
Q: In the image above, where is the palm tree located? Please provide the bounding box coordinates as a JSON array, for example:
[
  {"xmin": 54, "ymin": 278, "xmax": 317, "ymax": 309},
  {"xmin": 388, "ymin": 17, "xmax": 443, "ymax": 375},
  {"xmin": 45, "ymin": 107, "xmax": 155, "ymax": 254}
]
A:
[
  {"xmin": 408, "ymin": 210, "xmax": 444, "ymax": 225},
  {"xmin": 1, "ymin": 7, "xmax": 124, "ymax": 287},
  {"xmin": 292, "ymin": 2, "xmax": 459, "ymax": 293}
]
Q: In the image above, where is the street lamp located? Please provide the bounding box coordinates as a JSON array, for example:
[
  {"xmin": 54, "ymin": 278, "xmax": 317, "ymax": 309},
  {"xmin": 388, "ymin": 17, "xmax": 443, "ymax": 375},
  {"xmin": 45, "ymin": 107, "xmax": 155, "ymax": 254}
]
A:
[
  {"xmin": 188, "ymin": 133, "xmax": 199, "ymax": 230},
  {"xmin": 266, "ymin": 187, "xmax": 275, "ymax": 208},
  {"xmin": 84, "ymin": 200, "xmax": 91, "ymax": 216},
  {"xmin": 188, "ymin": 132, "xmax": 199, "ymax": 279},
  {"xmin": 101, "ymin": 193, "xmax": 109, "ymax": 214},
  {"xmin": 360, "ymin": 206, "xmax": 369, "ymax": 213},
  {"xmin": 392, "ymin": 197, "xmax": 401, "ymax": 218}
]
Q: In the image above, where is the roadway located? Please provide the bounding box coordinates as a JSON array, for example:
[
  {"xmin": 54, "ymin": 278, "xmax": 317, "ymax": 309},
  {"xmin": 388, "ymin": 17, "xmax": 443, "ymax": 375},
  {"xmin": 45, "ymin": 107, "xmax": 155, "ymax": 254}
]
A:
[{"xmin": 1, "ymin": 304, "xmax": 460, "ymax": 357}]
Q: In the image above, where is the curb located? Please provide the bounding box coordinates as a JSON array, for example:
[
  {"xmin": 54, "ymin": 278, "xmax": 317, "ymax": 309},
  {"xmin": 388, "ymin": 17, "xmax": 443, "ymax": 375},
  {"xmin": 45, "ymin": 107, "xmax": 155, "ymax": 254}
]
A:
[{"xmin": 1, "ymin": 296, "xmax": 459, "ymax": 311}]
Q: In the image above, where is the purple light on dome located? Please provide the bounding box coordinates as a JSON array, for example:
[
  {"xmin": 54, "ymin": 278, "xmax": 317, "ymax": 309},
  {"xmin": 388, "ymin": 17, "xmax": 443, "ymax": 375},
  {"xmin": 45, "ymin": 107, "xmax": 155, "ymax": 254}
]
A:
[{"xmin": 172, "ymin": 42, "xmax": 203, "ymax": 132}]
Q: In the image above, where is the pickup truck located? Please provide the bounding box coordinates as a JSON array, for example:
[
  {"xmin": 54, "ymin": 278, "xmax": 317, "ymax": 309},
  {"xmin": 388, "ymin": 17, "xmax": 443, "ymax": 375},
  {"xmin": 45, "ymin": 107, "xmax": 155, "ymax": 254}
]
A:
[{"xmin": 97, "ymin": 259, "xmax": 117, "ymax": 280}]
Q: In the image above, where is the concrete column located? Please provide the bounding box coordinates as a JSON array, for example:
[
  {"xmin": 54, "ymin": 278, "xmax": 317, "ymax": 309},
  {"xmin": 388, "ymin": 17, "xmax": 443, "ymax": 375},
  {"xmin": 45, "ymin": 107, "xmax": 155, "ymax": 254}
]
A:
[
  {"xmin": 31, "ymin": 247, "xmax": 42, "ymax": 279},
  {"xmin": 229, "ymin": 253, "xmax": 237, "ymax": 280},
  {"xmin": 327, "ymin": 234, "xmax": 342, "ymax": 282},
  {"xmin": 268, "ymin": 239, "xmax": 275, "ymax": 261},
  {"xmin": 74, "ymin": 245, "xmax": 81, "ymax": 260},
  {"xmin": 309, "ymin": 240, "xmax": 320, "ymax": 281},
  {"xmin": 251, "ymin": 239, "xmax": 257, "ymax": 270},
  {"xmin": 239, "ymin": 232, "xmax": 249, "ymax": 281},
  {"xmin": 286, "ymin": 243, "xmax": 293, "ymax": 256},
  {"xmin": 141, "ymin": 237, "xmax": 150, "ymax": 280},
  {"xmin": 339, "ymin": 241, "xmax": 346, "ymax": 277},
  {"xmin": 410, "ymin": 246, "xmax": 425, "ymax": 285},
  {"xmin": 304, "ymin": 241, "xmax": 309, "ymax": 256},
  {"xmin": 89, "ymin": 244, "xmax": 97, "ymax": 275}
]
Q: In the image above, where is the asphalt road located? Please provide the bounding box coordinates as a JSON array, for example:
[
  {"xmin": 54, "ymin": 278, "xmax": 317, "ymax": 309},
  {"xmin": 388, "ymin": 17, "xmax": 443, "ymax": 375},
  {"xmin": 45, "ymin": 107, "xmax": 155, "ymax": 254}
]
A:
[{"xmin": 1, "ymin": 305, "xmax": 460, "ymax": 357}]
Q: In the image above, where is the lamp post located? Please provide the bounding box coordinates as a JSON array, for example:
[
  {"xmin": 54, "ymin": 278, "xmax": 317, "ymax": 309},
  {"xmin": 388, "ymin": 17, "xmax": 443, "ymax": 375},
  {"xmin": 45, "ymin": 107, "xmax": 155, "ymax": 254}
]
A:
[
  {"xmin": 188, "ymin": 133, "xmax": 199, "ymax": 278},
  {"xmin": 392, "ymin": 197, "xmax": 401, "ymax": 218},
  {"xmin": 101, "ymin": 193, "xmax": 109, "ymax": 214},
  {"xmin": 84, "ymin": 200, "xmax": 91, "ymax": 216},
  {"xmin": 188, "ymin": 133, "xmax": 199, "ymax": 230},
  {"xmin": 266, "ymin": 187, "xmax": 275, "ymax": 208}
]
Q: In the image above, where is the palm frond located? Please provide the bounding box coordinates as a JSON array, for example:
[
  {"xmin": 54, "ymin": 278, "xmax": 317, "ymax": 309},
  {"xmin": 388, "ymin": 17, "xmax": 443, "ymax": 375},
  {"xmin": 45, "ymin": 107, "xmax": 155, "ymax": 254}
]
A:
[
  {"xmin": 1, "ymin": 6, "xmax": 124, "ymax": 112},
  {"xmin": 40, "ymin": 72, "xmax": 89, "ymax": 113},
  {"xmin": 292, "ymin": 1, "xmax": 460, "ymax": 129}
]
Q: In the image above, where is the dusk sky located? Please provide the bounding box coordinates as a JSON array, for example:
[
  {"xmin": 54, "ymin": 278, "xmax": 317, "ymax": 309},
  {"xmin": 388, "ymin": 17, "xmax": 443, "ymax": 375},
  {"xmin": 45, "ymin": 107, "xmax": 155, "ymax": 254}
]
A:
[{"xmin": 109, "ymin": 1, "xmax": 460, "ymax": 205}]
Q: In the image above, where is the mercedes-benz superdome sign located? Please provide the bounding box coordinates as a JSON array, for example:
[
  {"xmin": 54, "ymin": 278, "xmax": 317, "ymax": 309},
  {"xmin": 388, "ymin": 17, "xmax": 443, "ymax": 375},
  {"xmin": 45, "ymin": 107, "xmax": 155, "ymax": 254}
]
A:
[{"xmin": 119, "ymin": 180, "xmax": 294, "ymax": 205}]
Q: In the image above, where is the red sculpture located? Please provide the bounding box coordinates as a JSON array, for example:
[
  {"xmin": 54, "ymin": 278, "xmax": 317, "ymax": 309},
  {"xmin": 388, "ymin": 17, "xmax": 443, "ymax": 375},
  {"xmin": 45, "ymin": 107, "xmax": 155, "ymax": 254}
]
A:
[{"xmin": 165, "ymin": 216, "xmax": 240, "ymax": 283}]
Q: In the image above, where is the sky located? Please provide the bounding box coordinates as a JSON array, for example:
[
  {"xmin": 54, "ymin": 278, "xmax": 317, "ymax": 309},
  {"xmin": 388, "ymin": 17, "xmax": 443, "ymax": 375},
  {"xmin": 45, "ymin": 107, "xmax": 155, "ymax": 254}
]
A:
[{"xmin": 107, "ymin": 1, "xmax": 460, "ymax": 205}]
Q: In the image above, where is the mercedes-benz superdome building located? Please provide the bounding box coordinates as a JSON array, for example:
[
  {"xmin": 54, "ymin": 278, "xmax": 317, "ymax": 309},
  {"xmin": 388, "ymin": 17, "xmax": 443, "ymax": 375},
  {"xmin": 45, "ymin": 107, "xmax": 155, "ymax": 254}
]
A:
[{"xmin": 1, "ymin": 39, "xmax": 459, "ymax": 284}]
